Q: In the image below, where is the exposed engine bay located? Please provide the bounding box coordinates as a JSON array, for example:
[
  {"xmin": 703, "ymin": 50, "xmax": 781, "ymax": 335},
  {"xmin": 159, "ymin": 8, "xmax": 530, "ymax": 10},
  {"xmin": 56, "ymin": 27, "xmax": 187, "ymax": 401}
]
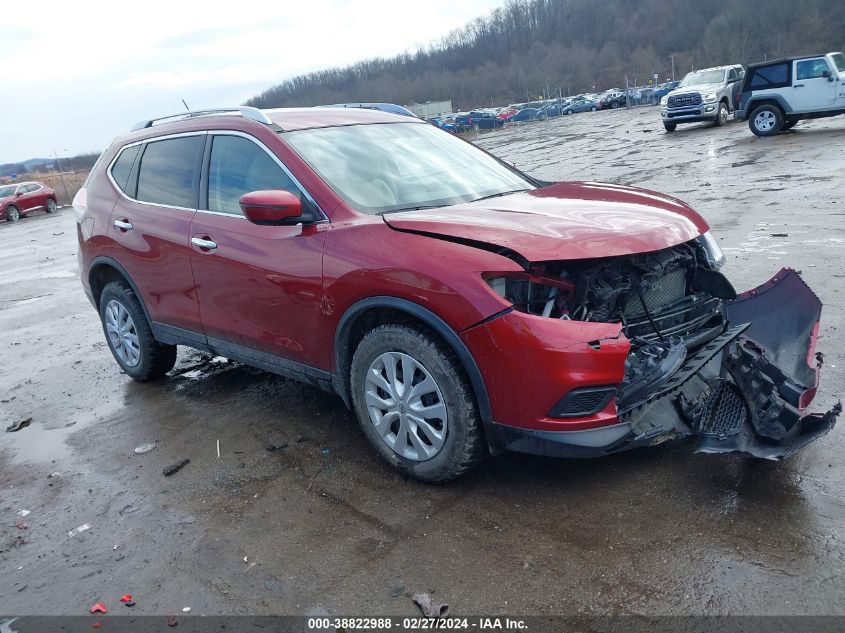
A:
[{"xmin": 487, "ymin": 238, "xmax": 840, "ymax": 459}]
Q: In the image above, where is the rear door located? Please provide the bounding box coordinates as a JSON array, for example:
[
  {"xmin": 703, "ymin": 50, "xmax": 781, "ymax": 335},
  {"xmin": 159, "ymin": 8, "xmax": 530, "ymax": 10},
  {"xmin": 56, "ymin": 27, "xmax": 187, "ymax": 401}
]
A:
[
  {"xmin": 188, "ymin": 132, "xmax": 327, "ymax": 369},
  {"xmin": 793, "ymin": 57, "xmax": 837, "ymax": 111},
  {"xmin": 108, "ymin": 133, "xmax": 205, "ymax": 335}
]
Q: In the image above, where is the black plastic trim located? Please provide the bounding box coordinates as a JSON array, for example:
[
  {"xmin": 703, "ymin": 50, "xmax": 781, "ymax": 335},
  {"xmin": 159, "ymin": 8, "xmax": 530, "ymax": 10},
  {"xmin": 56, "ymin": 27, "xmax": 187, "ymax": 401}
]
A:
[{"xmin": 548, "ymin": 386, "xmax": 616, "ymax": 418}]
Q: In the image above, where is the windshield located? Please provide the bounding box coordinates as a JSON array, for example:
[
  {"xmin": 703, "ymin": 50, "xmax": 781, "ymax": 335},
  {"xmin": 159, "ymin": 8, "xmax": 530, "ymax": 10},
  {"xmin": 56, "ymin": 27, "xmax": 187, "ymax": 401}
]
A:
[
  {"xmin": 679, "ymin": 69, "xmax": 726, "ymax": 87},
  {"xmin": 284, "ymin": 122, "xmax": 534, "ymax": 214},
  {"xmin": 0, "ymin": 185, "xmax": 16, "ymax": 198},
  {"xmin": 832, "ymin": 53, "xmax": 845, "ymax": 73}
]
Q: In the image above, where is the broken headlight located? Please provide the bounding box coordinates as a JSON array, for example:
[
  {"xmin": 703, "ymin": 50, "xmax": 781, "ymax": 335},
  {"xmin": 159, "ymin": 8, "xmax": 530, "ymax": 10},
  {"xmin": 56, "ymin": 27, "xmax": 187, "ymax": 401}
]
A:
[
  {"xmin": 486, "ymin": 272, "xmax": 575, "ymax": 318},
  {"xmin": 698, "ymin": 231, "xmax": 726, "ymax": 270}
]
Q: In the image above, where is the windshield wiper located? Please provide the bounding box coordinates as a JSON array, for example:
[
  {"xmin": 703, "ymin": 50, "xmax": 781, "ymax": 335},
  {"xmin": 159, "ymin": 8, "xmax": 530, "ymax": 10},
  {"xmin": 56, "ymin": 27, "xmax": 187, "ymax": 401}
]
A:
[
  {"xmin": 470, "ymin": 188, "xmax": 531, "ymax": 203},
  {"xmin": 378, "ymin": 204, "xmax": 444, "ymax": 215}
]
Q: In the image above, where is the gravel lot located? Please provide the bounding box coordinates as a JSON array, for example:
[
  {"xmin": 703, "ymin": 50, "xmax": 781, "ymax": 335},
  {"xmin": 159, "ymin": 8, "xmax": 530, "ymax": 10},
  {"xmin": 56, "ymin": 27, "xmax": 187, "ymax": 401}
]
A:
[{"xmin": 1, "ymin": 106, "xmax": 844, "ymax": 618}]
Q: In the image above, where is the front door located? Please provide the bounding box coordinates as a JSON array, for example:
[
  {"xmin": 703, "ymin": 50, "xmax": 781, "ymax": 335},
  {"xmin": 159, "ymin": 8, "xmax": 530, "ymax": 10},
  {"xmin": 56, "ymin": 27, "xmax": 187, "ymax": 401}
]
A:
[
  {"xmin": 188, "ymin": 132, "xmax": 327, "ymax": 369},
  {"xmin": 792, "ymin": 57, "xmax": 837, "ymax": 111},
  {"xmin": 108, "ymin": 134, "xmax": 205, "ymax": 333}
]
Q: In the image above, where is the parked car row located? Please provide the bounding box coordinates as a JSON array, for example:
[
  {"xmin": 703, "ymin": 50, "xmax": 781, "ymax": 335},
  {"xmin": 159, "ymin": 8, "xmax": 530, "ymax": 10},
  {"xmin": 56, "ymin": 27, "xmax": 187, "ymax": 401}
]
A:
[
  {"xmin": 425, "ymin": 50, "xmax": 845, "ymax": 139},
  {"xmin": 0, "ymin": 181, "xmax": 58, "ymax": 222}
]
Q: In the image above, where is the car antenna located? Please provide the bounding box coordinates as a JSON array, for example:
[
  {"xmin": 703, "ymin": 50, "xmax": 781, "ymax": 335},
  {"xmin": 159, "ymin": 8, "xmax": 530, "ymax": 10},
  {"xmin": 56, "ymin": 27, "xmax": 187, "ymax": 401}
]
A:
[{"xmin": 181, "ymin": 99, "xmax": 190, "ymax": 111}]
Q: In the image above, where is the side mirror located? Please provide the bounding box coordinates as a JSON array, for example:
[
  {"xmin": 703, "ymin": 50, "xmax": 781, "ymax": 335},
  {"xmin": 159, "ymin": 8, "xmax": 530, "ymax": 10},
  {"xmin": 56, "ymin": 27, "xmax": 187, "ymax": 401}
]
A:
[
  {"xmin": 239, "ymin": 190, "xmax": 303, "ymax": 225},
  {"xmin": 822, "ymin": 70, "xmax": 835, "ymax": 81}
]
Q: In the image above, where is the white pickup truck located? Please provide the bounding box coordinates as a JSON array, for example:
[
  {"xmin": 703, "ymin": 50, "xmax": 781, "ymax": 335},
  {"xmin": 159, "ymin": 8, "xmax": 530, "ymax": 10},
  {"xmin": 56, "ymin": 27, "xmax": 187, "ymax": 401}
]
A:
[{"xmin": 736, "ymin": 52, "xmax": 845, "ymax": 136}]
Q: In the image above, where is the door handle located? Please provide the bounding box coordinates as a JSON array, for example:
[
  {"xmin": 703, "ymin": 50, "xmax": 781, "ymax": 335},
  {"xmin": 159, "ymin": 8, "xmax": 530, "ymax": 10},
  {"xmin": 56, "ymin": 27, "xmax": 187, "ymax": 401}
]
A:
[
  {"xmin": 113, "ymin": 219, "xmax": 133, "ymax": 230},
  {"xmin": 191, "ymin": 237, "xmax": 218, "ymax": 250},
  {"xmin": 794, "ymin": 84, "xmax": 805, "ymax": 87}
]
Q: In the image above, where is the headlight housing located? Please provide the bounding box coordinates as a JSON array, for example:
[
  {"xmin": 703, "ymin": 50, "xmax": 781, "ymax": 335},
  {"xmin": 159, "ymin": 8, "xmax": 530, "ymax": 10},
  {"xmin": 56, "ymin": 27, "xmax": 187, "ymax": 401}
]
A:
[
  {"xmin": 660, "ymin": 96, "xmax": 668, "ymax": 106},
  {"xmin": 698, "ymin": 231, "xmax": 726, "ymax": 269},
  {"xmin": 704, "ymin": 93, "xmax": 718, "ymax": 103}
]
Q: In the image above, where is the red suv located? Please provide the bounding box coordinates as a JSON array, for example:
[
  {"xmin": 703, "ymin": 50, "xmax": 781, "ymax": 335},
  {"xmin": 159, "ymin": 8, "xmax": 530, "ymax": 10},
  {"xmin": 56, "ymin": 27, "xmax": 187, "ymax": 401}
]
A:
[
  {"xmin": 1, "ymin": 181, "xmax": 58, "ymax": 221},
  {"xmin": 75, "ymin": 106, "xmax": 838, "ymax": 482}
]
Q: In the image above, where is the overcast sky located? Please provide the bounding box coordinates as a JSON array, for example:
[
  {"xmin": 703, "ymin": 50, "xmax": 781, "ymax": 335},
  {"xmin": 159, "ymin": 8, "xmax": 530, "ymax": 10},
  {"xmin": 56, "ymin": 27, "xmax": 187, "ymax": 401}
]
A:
[{"xmin": 0, "ymin": 0, "xmax": 501, "ymax": 164}]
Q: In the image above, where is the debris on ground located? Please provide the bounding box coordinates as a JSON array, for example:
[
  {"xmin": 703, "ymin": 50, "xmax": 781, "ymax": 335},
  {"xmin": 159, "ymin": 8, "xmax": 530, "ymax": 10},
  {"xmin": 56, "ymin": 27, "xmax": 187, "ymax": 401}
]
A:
[
  {"xmin": 162, "ymin": 459, "xmax": 190, "ymax": 477},
  {"xmin": 89, "ymin": 603, "xmax": 107, "ymax": 614},
  {"xmin": 770, "ymin": 233, "xmax": 789, "ymax": 237},
  {"xmin": 265, "ymin": 440, "xmax": 289, "ymax": 452},
  {"xmin": 321, "ymin": 448, "xmax": 331, "ymax": 455},
  {"xmin": 6, "ymin": 418, "xmax": 31, "ymax": 433},
  {"xmin": 390, "ymin": 585, "xmax": 405, "ymax": 598},
  {"xmin": 68, "ymin": 523, "xmax": 91, "ymax": 537},
  {"xmin": 182, "ymin": 607, "xmax": 191, "ymax": 613},
  {"xmin": 15, "ymin": 522, "xmax": 27, "ymax": 530},
  {"xmin": 167, "ymin": 616, "xmax": 178, "ymax": 627},
  {"xmin": 120, "ymin": 594, "xmax": 132, "ymax": 603},
  {"xmin": 48, "ymin": 472, "xmax": 61, "ymax": 479},
  {"xmin": 134, "ymin": 443, "xmax": 156, "ymax": 455},
  {"xmin": 125, "ymin": 601, "xmax": 135, "ymax": 608},
  {"xmin": 92, "ymin": 622, "xmax": 102, "ymax": 629},
  {"xmin": 412, "ymin": 592, "xmax": 450, "ymax": 618},
  {"xmin": 16, "ymin": 509, "xmax": 31, "ymax": 517}
]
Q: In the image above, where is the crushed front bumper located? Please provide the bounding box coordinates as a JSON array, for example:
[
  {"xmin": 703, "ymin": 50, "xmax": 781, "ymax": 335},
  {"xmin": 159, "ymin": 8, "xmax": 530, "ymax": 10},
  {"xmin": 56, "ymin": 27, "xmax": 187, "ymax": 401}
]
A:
[{"xmin": 478, "ymin": 268, "xmax": 839, "ymax": 460}]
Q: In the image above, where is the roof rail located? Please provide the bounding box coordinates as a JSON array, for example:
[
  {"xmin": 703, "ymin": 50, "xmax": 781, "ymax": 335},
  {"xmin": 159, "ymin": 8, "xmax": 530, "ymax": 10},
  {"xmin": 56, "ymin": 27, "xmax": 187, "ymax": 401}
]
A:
[{"xmin": 130, "ymin": 106, "xmax": 273, "ymax": 132}]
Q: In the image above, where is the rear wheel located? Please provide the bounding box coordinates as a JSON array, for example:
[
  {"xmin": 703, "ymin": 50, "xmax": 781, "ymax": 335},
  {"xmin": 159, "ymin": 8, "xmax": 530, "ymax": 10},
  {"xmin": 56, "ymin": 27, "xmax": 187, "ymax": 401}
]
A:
[
  {"xmin": 611, "ymin": 101, "xmax": 620, "ymax": 109},
  {"xmin": 6, "ymin": 205, "xmax": 20, "ymax": 221},
  {"xmin": 566, "ymin": 109, "xmax": 573, "ymax": 115},
  {"xmin": 45, "ymin": 198, "xmax": 57, "ymax": 213},
  {"xmin": 350, "ymin": 323, "xmax": 484, "ymax": 483},
  {"xmin": 590, "ymin": 106, "xmax": 597, "ymax": 112},
  {"xmin": 663, "ymin": 122, "xmax": 677, "ymax": 132},
  {"xmin": 749, "ymin": 104, "xmax": 784, "ymax": 136},
  {"xmin": 99, "ymin": 281, "xmax": 177, "ymax": 381}
]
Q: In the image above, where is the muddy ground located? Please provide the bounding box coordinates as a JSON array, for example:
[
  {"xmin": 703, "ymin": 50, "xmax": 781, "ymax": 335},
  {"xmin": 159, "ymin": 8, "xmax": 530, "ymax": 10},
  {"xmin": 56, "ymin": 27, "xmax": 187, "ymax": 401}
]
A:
[{"xmin": 1, "ymin": 107, "xmax": 844, "ymax": 617}]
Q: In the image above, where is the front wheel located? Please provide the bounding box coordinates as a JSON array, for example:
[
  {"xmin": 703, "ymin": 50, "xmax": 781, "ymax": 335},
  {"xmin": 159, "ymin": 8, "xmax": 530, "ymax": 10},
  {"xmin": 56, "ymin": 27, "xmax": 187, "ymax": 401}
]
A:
[
  {"xmin": 99, "ymin": 281, "xmax": 177, "ymax": 381},
  {"xmin": 713, "ymin": 102, "xmax": 729, "ymax": 127},
  {"xmin": 590, "ymin": 106, "xmax": 597, "ymax": 112},
  {"xmin": 350, "ymin": 324, "xmax": 485, "ymax": 483},
  {"xmin": 749, "ymin": 104, "xmax": 784, "ymax": 136},
  {"xmin": 663, "ymin": 122, "xmax": 677, "ymax": 132},
  {"xmin": 45, "ymin": 198, "xmax": 57, "ymax": 213},
  {"xmin": 6, "ymin": 205, "xmax": 20, "ymax": 222},
  {"xmin": 565, "ymin": 109, "xmax": 573, "ymax": 115}
]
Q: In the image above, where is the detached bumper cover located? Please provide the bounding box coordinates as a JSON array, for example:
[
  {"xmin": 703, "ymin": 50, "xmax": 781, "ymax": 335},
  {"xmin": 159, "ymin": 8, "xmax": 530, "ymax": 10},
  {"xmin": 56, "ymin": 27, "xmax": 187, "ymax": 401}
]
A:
[{"xmin": 485, "ymin": 268, "xmax": 839, "ymax": 460}]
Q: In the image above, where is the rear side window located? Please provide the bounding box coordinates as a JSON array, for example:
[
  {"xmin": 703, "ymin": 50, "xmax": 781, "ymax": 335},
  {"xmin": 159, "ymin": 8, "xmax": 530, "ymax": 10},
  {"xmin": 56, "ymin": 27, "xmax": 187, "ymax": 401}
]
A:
[
  {"xmin": 110, "ymin": 145, "xmax": 141, "ymax": 194},
  {"xmin": 748, "ymin": 63, "xmax": 789, "ymax": 89},
  {"xmin": 206, "ymin": 135, "xmax": 299, "ymax": 216},
  {"xmin": 137, "ymin": 136, "xmax": 204, "ymax": 208}
]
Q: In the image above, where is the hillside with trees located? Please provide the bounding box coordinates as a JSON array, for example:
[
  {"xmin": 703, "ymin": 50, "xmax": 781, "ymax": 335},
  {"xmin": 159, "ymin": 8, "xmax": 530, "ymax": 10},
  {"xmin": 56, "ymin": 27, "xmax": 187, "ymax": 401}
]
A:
[{"xmin": 247, "ymin": 0, "xmax": 843, "ymax": 110}]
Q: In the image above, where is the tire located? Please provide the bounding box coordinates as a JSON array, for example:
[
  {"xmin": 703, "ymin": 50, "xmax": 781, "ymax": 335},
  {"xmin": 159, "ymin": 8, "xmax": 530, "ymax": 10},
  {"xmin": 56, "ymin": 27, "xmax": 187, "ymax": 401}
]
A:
[
  {"xmin": 748, "ymin": 104, "xmax": 784, "ymax": 137},
  {"xmin": 350, "ymin": 323, "xmax": 485, "ymax": 483},
  {"xmin": 590, "ymin": 106, "xmax": 597, "ymax": 112},
  {"xmin": 566, "ymin": 109, "xmax": 573, "ymax": 115},
  {"xmin": 99, "ymin": 281, "xmax": 177, "ymax": 381},
  {"xmin": 45, "ymin": 198, "xmax": 57, "ymax": 213},
  {"xmin": 713, "ymin": 102, "xmax": 729, "ymax": 127},
  {"xmin": 472, "ymin": 123, "xmax": 480, "ymax": 132},
  {"xmin": 611, "ymin": 101, "xmax": 620, "ymax": 109},
  {"xmin": 663, "ymin": 122, "xmax": 677, "ymax": 132},
  {"xmin": 6, "ymin": 205, "xmax": 20, "ymax": 221}
]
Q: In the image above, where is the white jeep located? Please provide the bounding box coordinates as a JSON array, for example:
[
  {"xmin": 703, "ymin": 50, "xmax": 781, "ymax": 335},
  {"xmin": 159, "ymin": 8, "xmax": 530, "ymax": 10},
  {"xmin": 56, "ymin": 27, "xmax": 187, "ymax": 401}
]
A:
[{"xmin": 737, "ymin": 52, "xmax": 845, "ymax": 136}]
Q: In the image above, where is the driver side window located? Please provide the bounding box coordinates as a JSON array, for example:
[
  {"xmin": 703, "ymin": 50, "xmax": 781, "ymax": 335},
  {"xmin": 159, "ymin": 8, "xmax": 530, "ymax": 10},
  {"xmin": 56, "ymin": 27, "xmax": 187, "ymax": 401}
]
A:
[
  {"xmin": 796, "ymin": 58, "xmax": 830, "ymax": 81},
  {"xmin": 206, "ymin": 135, "xmax": 301, "ymax": 216}
]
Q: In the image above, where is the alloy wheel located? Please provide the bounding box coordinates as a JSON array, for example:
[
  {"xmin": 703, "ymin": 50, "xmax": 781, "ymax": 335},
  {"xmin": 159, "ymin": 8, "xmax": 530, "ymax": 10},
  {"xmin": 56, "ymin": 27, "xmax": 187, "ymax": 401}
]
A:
[
  {"xmin": 105, "ymin": 299, "xmax": 141, "ymax": 367},
  {"xmin": 754, "ymin": 110, "xmax": 776, "ymax": 133},
  {"xmin": 364, "ymin": 351, "xmax": 448, "ymax": 461},
  {"xmin": 7, "ymin": 206, "xmax": 19, "ymax": 221}
]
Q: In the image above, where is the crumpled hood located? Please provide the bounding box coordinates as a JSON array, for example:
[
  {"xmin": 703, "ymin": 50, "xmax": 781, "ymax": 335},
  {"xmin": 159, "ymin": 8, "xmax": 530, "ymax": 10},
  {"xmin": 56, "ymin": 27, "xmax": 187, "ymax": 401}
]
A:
[{"xmin": 383, "ymin": 181, "xmax": 709, "ymax": 263}]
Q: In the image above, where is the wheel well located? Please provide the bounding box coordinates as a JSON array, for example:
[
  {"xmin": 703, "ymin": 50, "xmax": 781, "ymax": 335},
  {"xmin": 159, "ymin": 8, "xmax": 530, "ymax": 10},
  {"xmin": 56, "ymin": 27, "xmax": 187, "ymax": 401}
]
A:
[
  {"xmin": 749, "ymin": 99, "xmax": 784, "ymax": 115},
  {"xmin": 89, "ymin": 263, "xmax": 130, "ymax": 309},
  {"xmin": 336, "ymin": 307, "xmax": 436, "ymax": 400}
]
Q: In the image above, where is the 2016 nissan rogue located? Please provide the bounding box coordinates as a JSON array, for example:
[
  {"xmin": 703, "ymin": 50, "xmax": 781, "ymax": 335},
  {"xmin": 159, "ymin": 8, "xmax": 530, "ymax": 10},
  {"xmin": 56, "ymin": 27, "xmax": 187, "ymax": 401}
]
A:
[{"xmin": 74, "ymin": 106, "xmax": 839, "ymax": 482}]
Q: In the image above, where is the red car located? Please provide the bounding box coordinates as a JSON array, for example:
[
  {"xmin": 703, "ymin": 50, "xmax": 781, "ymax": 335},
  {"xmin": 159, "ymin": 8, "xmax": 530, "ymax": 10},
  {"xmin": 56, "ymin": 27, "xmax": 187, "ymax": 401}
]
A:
[
  {"xmin": 74, "ymin": 106, "xmax": 838, "ymax": 482},
  {"xmin": 1, "ymin": 181, "xmax": 58, "ymax": 221}
]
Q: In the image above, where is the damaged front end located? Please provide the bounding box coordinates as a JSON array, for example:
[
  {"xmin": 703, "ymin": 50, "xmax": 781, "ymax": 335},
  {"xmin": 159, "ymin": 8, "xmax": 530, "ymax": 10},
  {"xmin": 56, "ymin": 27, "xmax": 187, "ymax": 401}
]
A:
[{"xmin": 487, "ymin": 238, "xmax": 839, "ymax": 460}]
